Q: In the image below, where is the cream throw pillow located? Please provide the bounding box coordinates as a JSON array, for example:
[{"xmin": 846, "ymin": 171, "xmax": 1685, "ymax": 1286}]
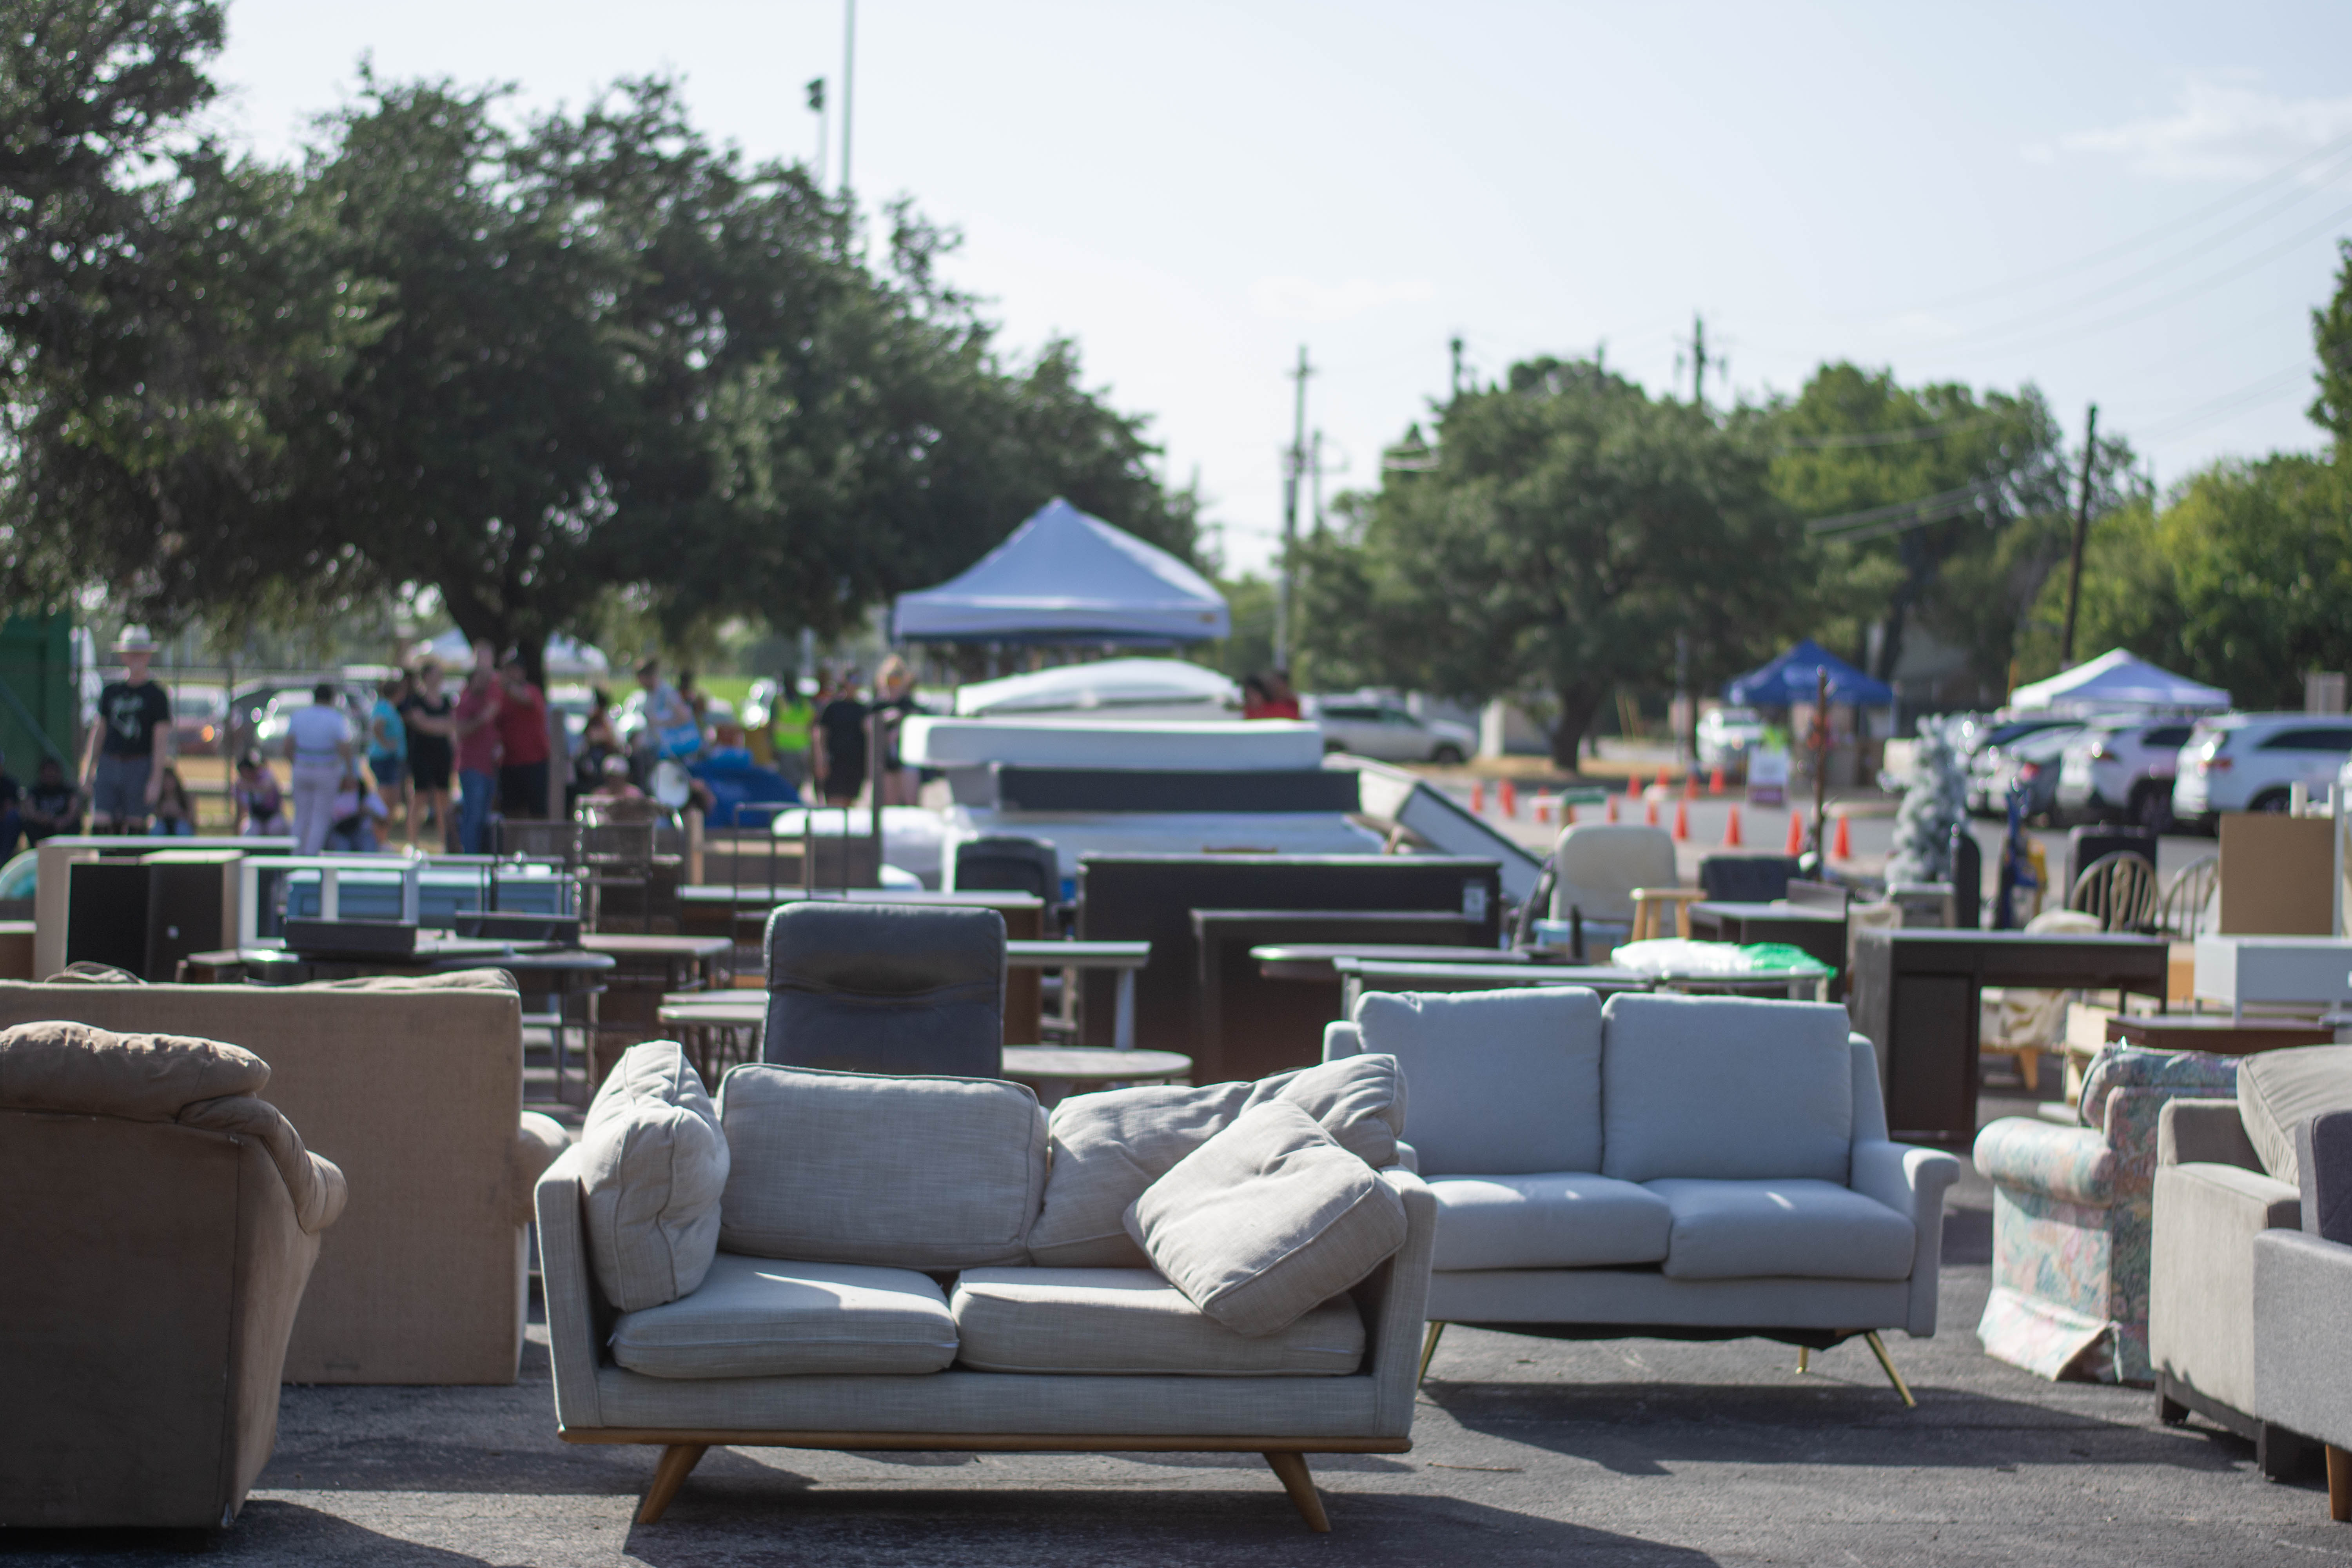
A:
[
  {"xmin": 1123, "ymin": 1100, "xmax": 1406, "ymax": 1338},
  {"xmin": 579, "ymin": 1042, "xmax": 730, "ymax": 1312}
]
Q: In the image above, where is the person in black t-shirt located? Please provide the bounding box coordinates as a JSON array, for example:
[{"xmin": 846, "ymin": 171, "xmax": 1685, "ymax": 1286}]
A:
[
  {"xmin": 812, "ymin": 669, "xmax": 869, "ymax": 806},
  {"xmin": 81, "ymin": 626, "xmax": 171, "ymax": 832}
]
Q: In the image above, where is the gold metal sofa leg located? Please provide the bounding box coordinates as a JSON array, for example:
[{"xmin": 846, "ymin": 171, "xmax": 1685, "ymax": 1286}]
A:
[
  {"xmin": 1417, "ymin": 1321, "xmax": 1446, "ymax": 1385},
  {"xmin": 1864, "ymin": 1331, "xmax": 1917, "ymax": 1408}
]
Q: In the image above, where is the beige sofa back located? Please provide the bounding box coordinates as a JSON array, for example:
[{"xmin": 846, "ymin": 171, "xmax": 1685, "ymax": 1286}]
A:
[{"xmin": 0, "ymin": 978, "xmax": 539, "ymax": 1385}]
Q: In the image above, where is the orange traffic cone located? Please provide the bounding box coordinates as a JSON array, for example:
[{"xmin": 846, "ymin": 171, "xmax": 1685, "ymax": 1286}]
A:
[
  {"xmin": 1644, "ymin": 796, "xmax": 1659, "ymax": 827},
  {"xmin": 1785, "ymin": 812, "xmax": 1805, "ymax": 856},
  {"xmin": 1682, "ymin": 771, "xmax": 1696, "ymax": 799},
  {"xmin": 1709, "ymin": 768, "xmax": 1725, "ymax": 796},
  {"xmin": 1499, "ymin": 780, "xmax": 1518, "ymax": 818},
  {"xmin": 1832, "ymin": 811, "xmax": 1852, "ymax": 860},
  {"xmin": 1534, "ymin": 793, "xmax": 1552, "ymax": 825},
  {"xmin": 1605, "ymin": 794, "xmax": 1619, "ymax": 824},
  {"xmin": 1564, "ymin": 802, "xmax": 1578, "ymax": 826},
  {"xmin": 1672, "ymin": 798, "xmax": 1690, "ymax": 842},
  {"xmin": 1723, "ymin": 805, "xmax": 1743, "ymax": 847},
  {"xmin": 1470, "ymin": 781, "xmax": 1485, "ymax": 815}
]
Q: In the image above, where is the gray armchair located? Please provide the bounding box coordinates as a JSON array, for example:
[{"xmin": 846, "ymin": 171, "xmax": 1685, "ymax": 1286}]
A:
[{"xmin": 761, "ymin": 900, "xmax": 1006, "ymax": 1077}]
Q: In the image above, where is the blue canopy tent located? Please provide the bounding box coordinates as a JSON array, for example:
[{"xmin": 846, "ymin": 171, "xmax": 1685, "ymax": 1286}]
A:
[
  {"xmin": 1724, "ymin": 639, "xmax": 1895, "ymax": 708},
  {"xmin": 891, "ymin": 499, "xmax": 1229, "ymax": 645}
]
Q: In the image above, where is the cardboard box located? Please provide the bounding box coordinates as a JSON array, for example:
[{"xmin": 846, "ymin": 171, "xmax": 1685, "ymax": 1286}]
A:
[{"xmin": 2219, "ymin": 814, "xmax": 2335, "ymax": 935}]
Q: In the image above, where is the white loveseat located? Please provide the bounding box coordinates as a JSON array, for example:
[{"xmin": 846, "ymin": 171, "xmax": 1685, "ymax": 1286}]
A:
[
  {"xmin": 537, "ymin": 1048, "xmax": 1435, "ymax": 1532},
  {"xmin": 1323, "ymin": 987, "xmax": 1960, "ymax": 1400}
]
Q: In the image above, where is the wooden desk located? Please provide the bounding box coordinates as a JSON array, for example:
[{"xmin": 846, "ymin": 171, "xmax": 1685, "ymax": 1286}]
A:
[
  {"xmin": 1191, "ymin": 911, "xmax": 1481, "ymax": 1082},
  {"xmin": 1687, "ymin": 900, "xmax": 1849, "ymax": 995},
  {"xmin": 1849, "ymin": 930, "xmax": 2170, "ymax": 1145},
  {"xmin": 586, "ymin": 934, "xmax": 736, "ymax": 1086},
  {"xmin": 1006, "ymin": 939, "xmax": 1150, "ymax": 1053}
]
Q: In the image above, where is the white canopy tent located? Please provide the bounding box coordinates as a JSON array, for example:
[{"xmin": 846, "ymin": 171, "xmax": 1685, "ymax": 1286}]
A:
[
  {"xmin": 2008, "ymin": 648, "xmax": 2229, "ymax": 713},
  {"xmin": 891, "ymin": 499, "xmax": 1229, "ymax": 644}
]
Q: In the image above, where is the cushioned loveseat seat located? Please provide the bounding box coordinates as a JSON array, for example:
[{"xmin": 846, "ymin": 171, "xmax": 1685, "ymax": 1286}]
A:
[
  {"xmin": 1323, "ymin": 987, "xmax": 1960, "ymax": 1400},
  {"xmin": 537, "ymin": 1044, "xmax": 1434, "ymax": 1531}
]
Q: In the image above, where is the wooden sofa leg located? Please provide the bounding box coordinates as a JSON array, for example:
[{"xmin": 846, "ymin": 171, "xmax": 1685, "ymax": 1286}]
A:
[
  {"xmin": 1417, "ymin": 1321, "xmax": 1447, "ymax": 1385},
  {"xmin": 1264, "ymin": 1451, "xmax": 1330, "ymax": 1533},
  {"xmin": 2328, "ymin": 1445, "xmax": 2351, "ymax": 1523},
  {"xmin": 637, "ymin": 1443, "xmax": 708, "ymax": 1525},
  {"xmin": 1863, "ymin": 1332, "xmax": 1917, "ymax": 1408}
]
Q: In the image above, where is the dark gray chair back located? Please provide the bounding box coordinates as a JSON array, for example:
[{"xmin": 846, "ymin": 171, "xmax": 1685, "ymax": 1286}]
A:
[
  {"xmin": 952, "ymin": 836, "xmax": 1060, "ymax": 903},
  {"xmin": 1697, "ymin": 854, "xmax": 1799, "ymax": 903},
  {"xmin": 761, "ymin": 902, "xmax": 1005, "ymax": 1077}
]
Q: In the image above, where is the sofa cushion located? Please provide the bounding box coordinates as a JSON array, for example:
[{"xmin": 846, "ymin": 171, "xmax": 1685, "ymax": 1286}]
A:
[
  {"xmin": 1026, "ymin": 1053, "xmax": 1404, "ymax": 1269},
  {"xmin": 1351, "ymin": 988, "xmax": 1602, "ymax": 1177},
  {"xmin": 608, "ymin": 1254, "xmax": 957, "ymax": 1378},
  {"xmin": 0, "ymin": 1020, "xmax": 269, "ymax": 1120},
  {"xmin": 951, "ymin": 1267, "xmax": 1365, "ymax": 1376},
  {"xmin": 1425, "ymin": 1172, "xmax": 1672, "ymax": 1271},
  {"xmin": 1125, "ymin": 1101, "xmax": 1407, "ymax": 1338},
  {"xmin": 1648, "ymin": 1178, "xmax": 1915, "ymax": 1281},
  {"xmin": 718, "ymin": 1065, "xmax": 1046, "ymax": 1269},
  {"xmin": 1599, "ymin": 993, "xmax": 1853, "ymax": 1184},
  {"xmin": 2238, "ymin": 1045, "xmax": 2352, "ymax": 1185},
  {"xmin": 577, "ymin": 1042, "xmax": 730, "ymax": 1312}
]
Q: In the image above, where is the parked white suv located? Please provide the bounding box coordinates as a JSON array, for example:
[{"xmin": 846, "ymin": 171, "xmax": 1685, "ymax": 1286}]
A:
[
  {"xmin": 2171, "ymin": 712, "xmax": 2352, "ymax": 829},
  {"xmin": 1308, "ymin": 697, "xmax": 1475, "ymax": 764},
  {"xmin": 2055, "ymin": 717, "xmax": 2198, "ymax": 830}
]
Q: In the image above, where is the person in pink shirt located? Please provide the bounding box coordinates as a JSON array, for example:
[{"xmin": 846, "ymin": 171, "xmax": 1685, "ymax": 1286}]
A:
[{"xmin": 451, "ymin": 639, "xmax": 504, "ymax": 853}]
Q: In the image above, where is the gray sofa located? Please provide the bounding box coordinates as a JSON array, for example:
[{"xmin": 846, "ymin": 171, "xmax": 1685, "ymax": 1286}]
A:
[
  {"xmin": 1323, "ymin": 987, "xmax": 1960, "ymax": 1401},
  {"xmin": 2255, "ymin": 1108, "xmax": 2352, "ymax": 1520},
  {"xmin": 537, "ymin": 1048, "xmax": 1434, "ymax": 1531},
  {"xmin": 2151, "ymin": 1045, "xmax": 2352, "ymax": 1489}
]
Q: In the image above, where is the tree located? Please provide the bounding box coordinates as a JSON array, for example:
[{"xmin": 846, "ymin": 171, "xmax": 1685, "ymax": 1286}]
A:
[
  {"xmin": 5, "ymin": 63, "xmax": 1208, "ymax": 675},
  {"xmin": 1760, "ymin": 365, "xmax": 2084, "ymax": 698},
  {"xmin": 2313, "ymin": 238, "xmax": 2352, "ymax": 448},
  {"xmin": 1296, "ymin": 357, "xmax": 1804, "ymax": 768}
]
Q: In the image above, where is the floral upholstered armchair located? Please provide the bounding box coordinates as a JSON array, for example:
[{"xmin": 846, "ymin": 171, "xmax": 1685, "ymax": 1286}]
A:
[{"xmin": 1973, "ymin": 1044, "xmax": 2238, "ymax": 1384}]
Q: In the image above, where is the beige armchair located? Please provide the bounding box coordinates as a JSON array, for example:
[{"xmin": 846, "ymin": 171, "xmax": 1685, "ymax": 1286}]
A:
[
  {"xmin": 0, "ymin": 973, "xmax": 567, "ymax": 1384},
  {"xmin": 0, "ymin": 1020, "xmax": 348, "ymax": 1529}
]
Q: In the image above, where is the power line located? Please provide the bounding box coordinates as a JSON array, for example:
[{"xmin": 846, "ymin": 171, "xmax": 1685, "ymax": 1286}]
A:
[
  {"xmin": 1917, "ymin": 129, "xmax": 2352, "ymax": 313},
  {"xmin": 1803, "ymin": 476, "xmax": 2008, "ymax": 541},
  {"xmin": 1777, "ymin": 414, "xmax": 2000, "ymax": 451}
]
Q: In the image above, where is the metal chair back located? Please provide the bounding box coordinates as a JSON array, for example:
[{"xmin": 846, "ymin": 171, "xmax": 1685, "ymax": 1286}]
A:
[{"xmin": 2156, "ymin": 853, "xmax": 2219, "ymax": 939}]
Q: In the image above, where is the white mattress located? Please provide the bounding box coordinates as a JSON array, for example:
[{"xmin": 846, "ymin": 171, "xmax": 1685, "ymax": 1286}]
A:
[
  {"xmin": 942, "ymin": 808, "xmax": 1383, "ymax": 882},
  {"xmin": 902, "ymin": 717, "xmax": 1323, "ymax": 771}
]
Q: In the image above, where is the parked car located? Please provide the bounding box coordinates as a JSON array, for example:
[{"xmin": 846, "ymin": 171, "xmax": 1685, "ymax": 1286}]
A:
[
  {"xmin": 2171, "ymin": 712, "xmax": 2352, "ymax": 830},
  {"xmin": 1985, "ymin": 722, "xmax": 2083, "ymax": 824},
  {"xmin": 2054, "ymin": 717, "xmax": 2197, "ymax": 829},
  {"xmin": 1696, "ymin": 706, "xmax": 1768, "ymax": 773},
  {"xmin": 1965, "ymin": 716, "xmax": 2089, "ymax": 816},
  {"xmin": 253, "ymin": 688, "xmax": 358, "ymax": 753},
  {"xmin": 166, "ymin": 684, "xmax": 228, "ymax": 758},
  {"xmin": 1307, "ymin": 696, "xmax": 1475, "ymax": 764}
]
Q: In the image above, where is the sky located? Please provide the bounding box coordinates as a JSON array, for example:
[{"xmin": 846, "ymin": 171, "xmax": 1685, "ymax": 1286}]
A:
[{"xmin": 212, "ymin": 1, "xmax": 2352, "ymax": 577}]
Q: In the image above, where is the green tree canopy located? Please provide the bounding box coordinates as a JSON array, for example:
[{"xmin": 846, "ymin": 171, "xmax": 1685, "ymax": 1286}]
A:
[{"xmin": 1297, "ymin": 357, "xmax": 1803, "ymax": 767}]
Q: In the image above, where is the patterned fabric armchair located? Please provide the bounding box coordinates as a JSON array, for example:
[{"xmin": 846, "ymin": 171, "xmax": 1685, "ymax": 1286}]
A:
[{"xmin": 1973, "ymin": 1045, "xmax": 2238, "ymax": 1384}]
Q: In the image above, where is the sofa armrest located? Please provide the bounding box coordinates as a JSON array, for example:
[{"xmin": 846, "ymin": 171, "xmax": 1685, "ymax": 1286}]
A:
[
  {"xmin": 511, "ymin": 1113, "xmax": 572, "ymax": 1226},
  {"xmin": 2159, "ymin": 1098, "xmax": 2259, "ymax": 1171},
  {"xmin": 1323, "ymin": 1021, "xmax": 1363, "ymax": 1062},
  {"xmin": 1973, "ymin": 1116, "xmax": 2114, "ymax": 1207},
  {"xmin": 2254, "ymin": 1229, "xmax": 2352, "ymax": 1449},
  {"xmin": 1388, "ymin": 1140, "xmax": 1419, "ymax": 1175},
  {"xmin": 2149, "ymin": 1160, "xmax": 2299, "ymax": 1401},
  {"xmin": 1851, "ymin": 1139, "xmax": 1961, "ymax": 1339},
  {"xmin": 2298, "ymin": 1109, "xmax": 2352, "ymax": 1244},
  {"xmin": 533, "ymin": 1146, "xmax": 605, "ymax": 1432},
  {"xmin": 1358, "ymin": 1166, "xmax": 1436, "ymax": 1439}
]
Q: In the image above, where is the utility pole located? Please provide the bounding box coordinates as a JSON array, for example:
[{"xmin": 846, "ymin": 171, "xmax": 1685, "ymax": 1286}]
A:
[
  {"xmin": 839, "ymin": 0, "xmax": 855, "ymax": 195},
  {"xmin": 1274, "ymin": 345, "xmax": 1314, "ymax": 671},
  {"xmin": 2059, "ymin": 403, "xmax": 2100, "ymax": 668},
  {"xmin": 1309, "ymin": 429, "xmax": 1325, "ymax": 535},
  {"xmin": 1448, "ymin": 336, "xmax": 1464, "ymax": 401},
  {"xmin": 1690, "ymin": 313, "xmax": 1708, "ymax": 409},
  {"xmin": 807, "ymin": 77, "xmax": 827, "ymax": 186}
]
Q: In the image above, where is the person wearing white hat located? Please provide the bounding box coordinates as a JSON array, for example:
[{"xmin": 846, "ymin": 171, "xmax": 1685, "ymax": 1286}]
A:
[{"xmin": 81, "ymin": 625, "xmax": 172, "ymax": 833}]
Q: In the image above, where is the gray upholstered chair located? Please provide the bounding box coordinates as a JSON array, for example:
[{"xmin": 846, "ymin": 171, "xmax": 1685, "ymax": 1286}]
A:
[
  {"xmin": 0, "ymin": 1020, "xmax": 348, "ymax": 1529},
  {"xmin": 761, "ymin": 900, "xmax": 1006, "ymax": 1077}
]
